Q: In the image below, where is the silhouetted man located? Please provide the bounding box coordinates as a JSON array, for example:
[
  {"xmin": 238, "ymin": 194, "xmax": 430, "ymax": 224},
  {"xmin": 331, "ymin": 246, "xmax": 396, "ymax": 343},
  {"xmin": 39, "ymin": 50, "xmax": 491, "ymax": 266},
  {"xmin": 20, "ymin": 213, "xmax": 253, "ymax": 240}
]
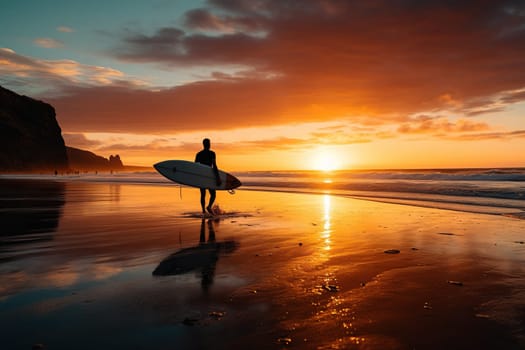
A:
[{"xmin": 195, "ymin": 138, "xmax": 221, "ymax": 215}]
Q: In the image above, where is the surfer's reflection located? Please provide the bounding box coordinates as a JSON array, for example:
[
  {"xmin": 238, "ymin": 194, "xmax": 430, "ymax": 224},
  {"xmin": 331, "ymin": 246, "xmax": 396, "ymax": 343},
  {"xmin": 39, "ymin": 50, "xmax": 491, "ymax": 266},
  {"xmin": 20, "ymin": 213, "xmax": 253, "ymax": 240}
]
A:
[
  {"xmin": 200, "ymin": 217, "xmax": 216, "ymax": 243},
  {"xmin": 153, "ymin": 218, "xmax": 239, "ymax": 292}
]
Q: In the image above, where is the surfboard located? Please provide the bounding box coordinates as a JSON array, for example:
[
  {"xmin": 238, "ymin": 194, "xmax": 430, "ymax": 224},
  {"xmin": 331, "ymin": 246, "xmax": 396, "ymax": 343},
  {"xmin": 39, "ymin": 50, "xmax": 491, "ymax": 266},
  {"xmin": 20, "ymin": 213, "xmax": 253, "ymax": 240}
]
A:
[{"xmin": 154, "ymin": 160, "xmax": 242, "ymax": 190}]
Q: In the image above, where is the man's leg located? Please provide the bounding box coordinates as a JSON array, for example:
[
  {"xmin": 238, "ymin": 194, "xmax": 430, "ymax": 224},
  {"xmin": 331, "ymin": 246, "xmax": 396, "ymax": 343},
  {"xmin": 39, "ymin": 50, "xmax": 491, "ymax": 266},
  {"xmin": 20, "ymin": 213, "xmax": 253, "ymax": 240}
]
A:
[
  {"xmin": 207, "ymin": 189, "xmax": 216, "ymax": 214},
  {"xmin": 200, "ymin": 188, "xmax": 206, "ymax": 213}
]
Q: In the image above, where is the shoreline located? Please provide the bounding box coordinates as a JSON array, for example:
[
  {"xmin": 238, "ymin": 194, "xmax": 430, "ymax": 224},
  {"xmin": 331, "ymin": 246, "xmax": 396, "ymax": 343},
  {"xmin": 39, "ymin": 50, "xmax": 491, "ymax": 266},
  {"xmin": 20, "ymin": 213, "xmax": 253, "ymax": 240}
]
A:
[
  {"xmin": 2, "ymin": 175, "xmax": 524, "ymax": 221},
  {"xmin": 242, "ymin": 186, "xmax": 525, "ymax": 219}
]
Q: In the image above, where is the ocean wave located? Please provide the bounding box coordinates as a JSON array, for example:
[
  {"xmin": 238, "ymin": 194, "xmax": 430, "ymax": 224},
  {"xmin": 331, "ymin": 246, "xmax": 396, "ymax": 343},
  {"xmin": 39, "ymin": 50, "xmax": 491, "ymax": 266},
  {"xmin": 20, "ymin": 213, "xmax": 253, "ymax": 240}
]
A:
[
  {"xmin": 236, "ymin": 168, "xmax": 525, "ymax": 182},
  {"xmin": 2, "ymin": 167, "xmax": 524, "ymax": 216},
  {"xmin": 239, "ymin": 179, "xmax": 525, "ymax": 200}
]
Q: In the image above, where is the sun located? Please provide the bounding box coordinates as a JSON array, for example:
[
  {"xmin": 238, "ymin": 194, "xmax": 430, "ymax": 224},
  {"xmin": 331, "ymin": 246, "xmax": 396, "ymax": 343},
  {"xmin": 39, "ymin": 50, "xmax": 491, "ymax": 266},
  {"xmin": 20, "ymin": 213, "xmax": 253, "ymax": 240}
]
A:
[{"xmin": 310, "ymin": 147, "xmax": 342, "ymax": 171}]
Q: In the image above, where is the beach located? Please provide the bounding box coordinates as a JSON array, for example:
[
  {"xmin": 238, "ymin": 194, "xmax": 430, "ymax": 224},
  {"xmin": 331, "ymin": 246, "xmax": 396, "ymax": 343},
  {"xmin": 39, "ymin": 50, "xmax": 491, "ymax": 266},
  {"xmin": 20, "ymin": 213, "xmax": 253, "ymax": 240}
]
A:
[{"xmin": 1, "ymin": 178, "xmax": 525, "ymax": 349}]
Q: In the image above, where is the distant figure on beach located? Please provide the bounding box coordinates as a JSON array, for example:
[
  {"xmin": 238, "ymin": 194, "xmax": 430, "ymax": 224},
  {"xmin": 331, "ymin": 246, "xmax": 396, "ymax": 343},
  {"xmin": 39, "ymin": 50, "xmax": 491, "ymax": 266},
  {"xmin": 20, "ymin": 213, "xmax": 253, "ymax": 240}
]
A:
[{"xmin": 195, "ymin": 138, "xmax": 221, "ymax": 215}]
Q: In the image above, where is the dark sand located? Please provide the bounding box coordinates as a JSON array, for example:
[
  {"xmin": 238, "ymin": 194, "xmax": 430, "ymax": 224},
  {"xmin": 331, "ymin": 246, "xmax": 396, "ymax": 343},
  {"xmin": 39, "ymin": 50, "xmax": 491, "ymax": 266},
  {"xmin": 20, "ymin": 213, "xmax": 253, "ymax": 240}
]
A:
[{"xmin": 1, "ymin": 178, "xmax": 524, "ymax": 349}]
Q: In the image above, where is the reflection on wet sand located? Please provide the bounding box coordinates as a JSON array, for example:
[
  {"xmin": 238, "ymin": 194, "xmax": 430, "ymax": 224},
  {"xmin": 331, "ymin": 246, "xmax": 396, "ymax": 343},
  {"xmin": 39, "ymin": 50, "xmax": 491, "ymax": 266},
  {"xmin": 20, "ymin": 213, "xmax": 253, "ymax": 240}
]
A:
[
  {"xmin": 153, "ymin": 218, "xmax": 239, "ymax": 292},
  {"xmin": 0, "ymin": 179, "xmax": 65, "ymax": 259},
  {"xmin": 321, "ymin": 194, "xmax": 332, "ymax": 252},
  {"xmin": 1, "ymin": 181, "xmax": 524, "ymax": 349}
]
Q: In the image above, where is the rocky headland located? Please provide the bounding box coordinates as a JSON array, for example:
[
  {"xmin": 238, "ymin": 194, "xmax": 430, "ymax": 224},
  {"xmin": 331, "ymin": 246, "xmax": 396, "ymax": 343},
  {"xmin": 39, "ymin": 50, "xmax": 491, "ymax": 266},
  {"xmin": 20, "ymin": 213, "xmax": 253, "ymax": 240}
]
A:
[{"xmin": 0, "ymin": 85, "xmax": 126, "ymax": 172}]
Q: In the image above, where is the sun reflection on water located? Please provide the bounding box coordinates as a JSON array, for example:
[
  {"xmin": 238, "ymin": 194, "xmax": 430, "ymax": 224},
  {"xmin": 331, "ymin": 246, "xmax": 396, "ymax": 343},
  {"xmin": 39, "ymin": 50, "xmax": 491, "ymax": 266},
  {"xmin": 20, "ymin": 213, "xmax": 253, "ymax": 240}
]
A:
[{"xmin": 322, "ymin": 194, "xmax": 332, "ymax": 251}]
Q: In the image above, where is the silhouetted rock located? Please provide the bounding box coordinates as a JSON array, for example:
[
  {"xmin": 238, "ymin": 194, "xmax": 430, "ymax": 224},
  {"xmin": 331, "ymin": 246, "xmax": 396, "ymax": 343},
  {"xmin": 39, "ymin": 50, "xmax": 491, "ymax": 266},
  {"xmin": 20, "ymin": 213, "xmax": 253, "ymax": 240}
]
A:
[
  {"xmin": 0, "ymin": 86, "xmax": 68, "ymax": 171},
  {"xmin": 67, "ymin": 147, "xmax": 124, "ymax": 170},
  {"xmin": 109, "ymin": 154, "xmax": 123, "ymax": 168}
]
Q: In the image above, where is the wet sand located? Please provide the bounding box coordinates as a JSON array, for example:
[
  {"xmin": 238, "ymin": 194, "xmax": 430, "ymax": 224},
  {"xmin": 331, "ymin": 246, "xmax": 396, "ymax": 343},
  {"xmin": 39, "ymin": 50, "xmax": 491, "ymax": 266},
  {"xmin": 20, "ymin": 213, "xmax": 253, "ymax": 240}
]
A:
[{"xmin": 1, "ymin": 178, "xmax": 525, "ymax": 349}]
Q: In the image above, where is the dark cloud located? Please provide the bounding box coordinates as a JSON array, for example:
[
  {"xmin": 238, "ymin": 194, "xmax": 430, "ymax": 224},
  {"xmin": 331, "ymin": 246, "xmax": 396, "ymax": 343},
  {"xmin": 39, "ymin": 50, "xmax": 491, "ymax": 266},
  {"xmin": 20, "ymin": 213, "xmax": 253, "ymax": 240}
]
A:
[
  {"xmin": 501, "ymin": 90, "xmax": 525, "ymax": 104},
  {"xmin": 184, "ymin": 8, "xmax": 265, "ymax": 33}
]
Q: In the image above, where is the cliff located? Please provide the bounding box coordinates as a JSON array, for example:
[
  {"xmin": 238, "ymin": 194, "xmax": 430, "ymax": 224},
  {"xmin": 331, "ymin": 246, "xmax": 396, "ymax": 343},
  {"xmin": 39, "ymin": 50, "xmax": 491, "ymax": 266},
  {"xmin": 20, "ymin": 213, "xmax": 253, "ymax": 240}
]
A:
[{"xmin": 0, "ymin": 86, "xmax": 68, "ymax": 171}]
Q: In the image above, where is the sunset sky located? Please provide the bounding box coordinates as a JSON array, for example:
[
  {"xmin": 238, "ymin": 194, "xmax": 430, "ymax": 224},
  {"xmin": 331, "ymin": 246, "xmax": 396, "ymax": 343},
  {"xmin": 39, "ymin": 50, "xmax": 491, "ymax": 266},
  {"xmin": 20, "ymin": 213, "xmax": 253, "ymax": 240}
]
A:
[{"xmin": 1, "ymin": 0, "xmax": 525, "ymax": 170}]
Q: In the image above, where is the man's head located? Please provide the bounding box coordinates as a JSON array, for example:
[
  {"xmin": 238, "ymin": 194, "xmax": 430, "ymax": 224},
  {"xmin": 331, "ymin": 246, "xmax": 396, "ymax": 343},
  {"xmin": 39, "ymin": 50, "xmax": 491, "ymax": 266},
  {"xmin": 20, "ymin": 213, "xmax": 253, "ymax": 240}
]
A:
[{"xmin": 203, "ymin": 138, "xmax": 211, "ymax": 149}]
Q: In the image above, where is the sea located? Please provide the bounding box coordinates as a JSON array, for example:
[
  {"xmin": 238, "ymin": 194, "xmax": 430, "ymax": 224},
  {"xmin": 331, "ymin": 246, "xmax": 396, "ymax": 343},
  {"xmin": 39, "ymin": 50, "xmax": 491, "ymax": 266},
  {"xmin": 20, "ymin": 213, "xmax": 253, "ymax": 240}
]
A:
[{"xmin": 2, "ymin": 167, "xmax": 525, "ymax": 218}]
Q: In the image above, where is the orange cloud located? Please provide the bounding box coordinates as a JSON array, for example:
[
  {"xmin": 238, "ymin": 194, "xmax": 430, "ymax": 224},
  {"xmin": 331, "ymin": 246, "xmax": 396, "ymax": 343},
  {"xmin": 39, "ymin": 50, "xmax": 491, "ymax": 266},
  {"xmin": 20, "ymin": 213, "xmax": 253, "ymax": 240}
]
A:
[
  {"xmin": 447, "ymin": 130, "xmax": 525, "ymax": 141},
  {"xmin": 397, "ymin": 116, "xmax": 490, "ymax": 134},
  {"xmin": 62, "ymin": 133, "xmax": 103, "ymax": 148}
]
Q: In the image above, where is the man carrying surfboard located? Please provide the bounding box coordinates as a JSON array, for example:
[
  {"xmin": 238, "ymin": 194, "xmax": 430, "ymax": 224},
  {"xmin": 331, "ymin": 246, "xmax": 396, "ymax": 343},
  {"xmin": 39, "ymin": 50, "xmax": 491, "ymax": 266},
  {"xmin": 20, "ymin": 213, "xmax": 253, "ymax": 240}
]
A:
[{"xmin": 195, "ymin": 138, "xmax": 222, "ymax": 215}]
